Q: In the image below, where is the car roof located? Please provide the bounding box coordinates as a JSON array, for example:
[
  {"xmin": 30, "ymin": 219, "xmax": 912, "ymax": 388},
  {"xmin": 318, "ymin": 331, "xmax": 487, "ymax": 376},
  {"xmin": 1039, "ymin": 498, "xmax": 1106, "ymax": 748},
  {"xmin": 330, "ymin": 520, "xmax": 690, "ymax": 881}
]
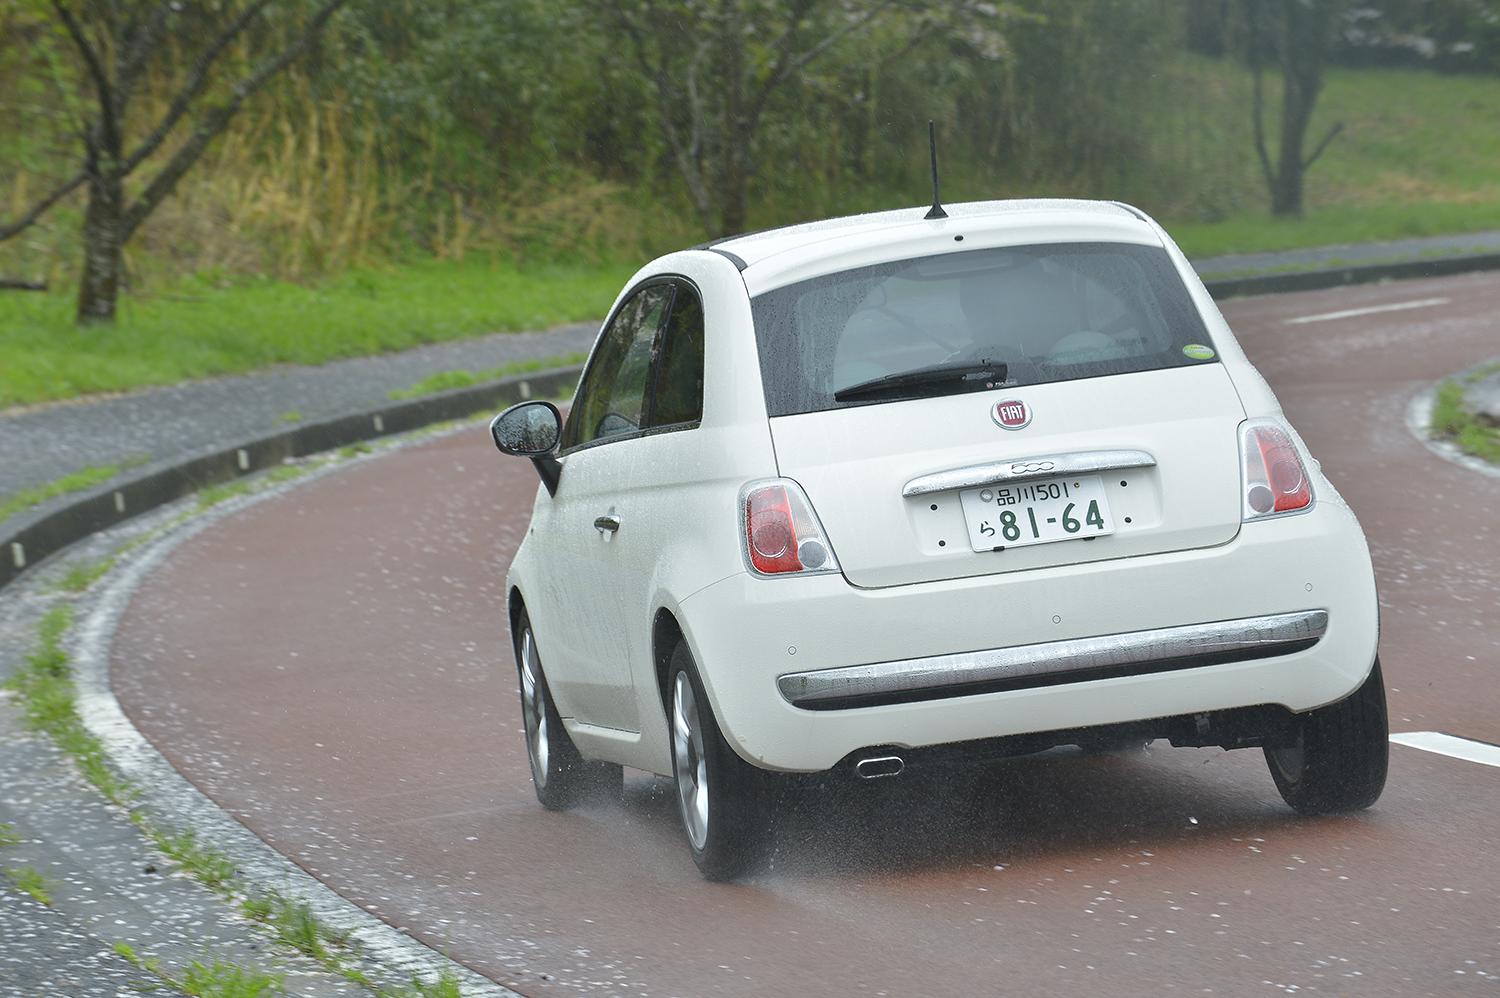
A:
[{"xmin": 702, "ymin": 198, "xmax": 1164, "ymax": 296}]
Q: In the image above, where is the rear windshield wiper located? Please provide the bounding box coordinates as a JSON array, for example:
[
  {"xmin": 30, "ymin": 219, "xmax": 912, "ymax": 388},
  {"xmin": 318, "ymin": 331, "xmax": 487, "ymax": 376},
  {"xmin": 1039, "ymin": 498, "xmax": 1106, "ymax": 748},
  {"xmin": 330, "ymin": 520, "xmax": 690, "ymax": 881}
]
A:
[{"xmin": 833, "ymin": 359, "xmax": 1009, "ymax": 403}]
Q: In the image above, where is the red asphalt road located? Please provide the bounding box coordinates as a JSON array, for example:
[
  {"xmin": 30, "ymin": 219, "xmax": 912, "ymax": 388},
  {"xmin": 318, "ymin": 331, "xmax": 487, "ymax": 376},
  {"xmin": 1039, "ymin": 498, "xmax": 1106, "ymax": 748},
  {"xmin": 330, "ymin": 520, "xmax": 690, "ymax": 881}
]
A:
[{"xmin": 112, "ymin": 273, "xmax": 1500, "ymax": 996}]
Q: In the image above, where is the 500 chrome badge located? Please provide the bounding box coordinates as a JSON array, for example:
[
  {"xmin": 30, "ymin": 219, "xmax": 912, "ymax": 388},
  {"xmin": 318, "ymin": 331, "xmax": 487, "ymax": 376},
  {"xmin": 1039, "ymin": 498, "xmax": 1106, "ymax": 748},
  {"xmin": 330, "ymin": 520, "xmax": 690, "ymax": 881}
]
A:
[{"xmin": 992, "ymin": 398, "xmax": 1032, "ymax": 430}]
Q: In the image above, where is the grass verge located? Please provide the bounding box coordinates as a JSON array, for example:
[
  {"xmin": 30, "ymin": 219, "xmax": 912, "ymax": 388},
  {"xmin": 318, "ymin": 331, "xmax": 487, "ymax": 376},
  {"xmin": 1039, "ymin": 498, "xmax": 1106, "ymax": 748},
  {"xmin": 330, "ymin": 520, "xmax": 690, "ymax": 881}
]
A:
[
  {"xmin": 388, "ymin": 352, "xmax": 588, "ymax": 400},
  {"xmin": 1431, "ymin": 379, "xmax": 1500, "ymax": 464},
  {"xmin": 0, "ymin": 458, "xmax": 147, "ymax": 523},
  {"xmin": 0, "ymin": 257, "xmax": 631, "ymax": 408}
]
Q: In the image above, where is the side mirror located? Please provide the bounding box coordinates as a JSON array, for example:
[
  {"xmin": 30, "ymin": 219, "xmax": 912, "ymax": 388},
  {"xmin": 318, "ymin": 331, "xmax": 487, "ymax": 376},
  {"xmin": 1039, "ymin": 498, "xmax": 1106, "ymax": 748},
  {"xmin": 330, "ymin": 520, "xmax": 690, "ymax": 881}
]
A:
[
  {"xmin": 490, "ymin": 401, "xmax": 562, "ymax": 457},
  {"xmin": 490, "ymin": 401, "xmax": 563, "ymax": 497}
]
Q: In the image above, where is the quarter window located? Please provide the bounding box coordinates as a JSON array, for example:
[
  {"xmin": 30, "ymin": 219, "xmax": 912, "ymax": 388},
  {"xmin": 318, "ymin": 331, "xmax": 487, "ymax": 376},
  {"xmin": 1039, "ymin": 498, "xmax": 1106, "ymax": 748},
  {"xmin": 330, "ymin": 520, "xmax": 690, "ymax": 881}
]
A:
[
  {"xmin": 564, "ymin": 285, "xmax": 672, "ymax": 449},
  {"xmin": 650, "ymin": 282, "xmax": 705, "ymax": 427}
]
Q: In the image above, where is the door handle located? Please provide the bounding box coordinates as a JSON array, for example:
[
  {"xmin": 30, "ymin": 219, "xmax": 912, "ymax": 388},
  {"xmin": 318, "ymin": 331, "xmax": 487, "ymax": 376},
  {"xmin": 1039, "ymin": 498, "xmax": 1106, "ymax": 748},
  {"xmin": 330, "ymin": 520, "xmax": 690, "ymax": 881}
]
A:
[{"xmin": 594, "ymin": 514, "xmax": 622, "ymax": 534}]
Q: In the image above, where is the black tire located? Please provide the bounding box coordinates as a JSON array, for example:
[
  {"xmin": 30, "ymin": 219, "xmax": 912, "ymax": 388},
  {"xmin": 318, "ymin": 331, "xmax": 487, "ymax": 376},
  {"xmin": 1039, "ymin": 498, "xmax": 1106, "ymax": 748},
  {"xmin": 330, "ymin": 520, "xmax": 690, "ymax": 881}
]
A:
[
  {"xmin": 513, "ymin": 610, "xmax": 622, "ymax": 811},
  {"xmin": 1264, "ymin": 657, "xmax": 1389, "ymax": 815},
  {"xmin": 667, "ymin": 640, "xmax": 774, "ymax": 881}
]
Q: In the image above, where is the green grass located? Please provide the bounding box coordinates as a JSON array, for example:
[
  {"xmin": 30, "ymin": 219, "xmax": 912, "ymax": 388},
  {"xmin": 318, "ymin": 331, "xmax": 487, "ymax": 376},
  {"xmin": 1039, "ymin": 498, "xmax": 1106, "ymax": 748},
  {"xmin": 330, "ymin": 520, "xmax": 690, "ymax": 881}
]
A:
[
  {"xmin": 1146, "ymin": 61, "xmax": 1500, "ymax": 257},
  {"xmin": 0, "ymin": 458, "xmax": 145, "ymax": 522},
  {"xmin": 197, "ymin": 481, "xmax": 253, "ymax": 509},
  {"xmin": 240, "ymin": 893, "xmax": 347, "ymax": 961},
  {"xmin": 277, "ymin": 410, "xmax": 303, "ymax": 423},
  {"xmin": 149, "ymin": 828, "xmax": 238, "ymax": 892},
  {"xmin": 388, "ymin": 351, "xmax": 589, "ymax": 400},
  {"xmin": 0, "ymin": 823, "xmax": 20, "ymax": 848},
  {"xmin": 5, "ymin": 865, "xmax": 53, "ymax": 905},
  {"xmin": 179, "ymin": 961, "xmax": 285, "ymax": 998},
  {"xmin": 1173, "ymin": 201, "xmax": 1500, "ymax": 260},
  {"xmin": 1431, "ymin": 379, "xmax": 1500, "ymax": 464},
  {"xmin": 0, "ymin": 257, "xmax": 632, "ymax": 408},
  {"xmin": 53, "ymin": 555, "xmax": 119, "ymax": 593},
  {"xmin": 115, "ymin": 944, "xmax": 285, "ymax": 998},
  {"xmin": 3, "ymin": 605, "xmax": 135, "ymax": 805}
]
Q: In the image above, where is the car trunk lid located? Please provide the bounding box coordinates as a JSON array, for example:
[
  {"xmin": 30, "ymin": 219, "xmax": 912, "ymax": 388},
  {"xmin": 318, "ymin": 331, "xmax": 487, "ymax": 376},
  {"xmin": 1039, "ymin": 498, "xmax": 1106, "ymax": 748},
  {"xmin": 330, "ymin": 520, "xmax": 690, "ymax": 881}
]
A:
[{"xmin": 769, "ymin": 365, "xmax": 1246, "ymax": 589}]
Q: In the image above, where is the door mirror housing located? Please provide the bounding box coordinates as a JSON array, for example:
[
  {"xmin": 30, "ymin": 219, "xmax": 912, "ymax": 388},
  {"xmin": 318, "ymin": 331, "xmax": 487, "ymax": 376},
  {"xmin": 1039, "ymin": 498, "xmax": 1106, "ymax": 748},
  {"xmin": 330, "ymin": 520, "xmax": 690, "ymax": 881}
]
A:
[
  {"xmin": 491, "ymin": 401, "xmax": 562, "ymax": 457},
  {"xmin": 490, "ymin": 401, "xmax": 563, "ymax": 497}
]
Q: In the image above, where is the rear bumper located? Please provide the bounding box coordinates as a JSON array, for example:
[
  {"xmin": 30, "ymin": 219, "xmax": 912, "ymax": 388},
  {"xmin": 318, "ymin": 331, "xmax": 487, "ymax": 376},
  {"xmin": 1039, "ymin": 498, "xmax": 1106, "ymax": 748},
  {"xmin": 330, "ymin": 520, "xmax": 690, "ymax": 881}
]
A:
[
  {"xmin": 777, "ymin": 610, "xmax": 1328, "ymax": 710},
  {"xmin": 676, "ymin": 500, "xmax": 1378, "ymax": 772}
]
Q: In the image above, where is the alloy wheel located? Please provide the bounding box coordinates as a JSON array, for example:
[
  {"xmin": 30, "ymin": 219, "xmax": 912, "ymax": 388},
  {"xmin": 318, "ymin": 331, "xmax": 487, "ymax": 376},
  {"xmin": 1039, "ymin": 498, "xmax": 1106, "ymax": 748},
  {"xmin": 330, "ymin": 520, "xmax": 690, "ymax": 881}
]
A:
[
  {"xmin": 672, "ymin": 671, "xmax": 709, "ymax": 850},
  {"xmin": 519, "ymin": 628, "xmax": 550, "ymax": 788}
]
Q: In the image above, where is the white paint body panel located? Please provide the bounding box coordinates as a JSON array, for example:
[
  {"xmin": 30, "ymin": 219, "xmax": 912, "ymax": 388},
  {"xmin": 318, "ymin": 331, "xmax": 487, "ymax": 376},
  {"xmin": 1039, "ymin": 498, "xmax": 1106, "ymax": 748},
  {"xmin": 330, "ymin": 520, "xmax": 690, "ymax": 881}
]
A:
[{"xmin": 502, "ymin": 200, "xmax": 1381, "ymax": 777}]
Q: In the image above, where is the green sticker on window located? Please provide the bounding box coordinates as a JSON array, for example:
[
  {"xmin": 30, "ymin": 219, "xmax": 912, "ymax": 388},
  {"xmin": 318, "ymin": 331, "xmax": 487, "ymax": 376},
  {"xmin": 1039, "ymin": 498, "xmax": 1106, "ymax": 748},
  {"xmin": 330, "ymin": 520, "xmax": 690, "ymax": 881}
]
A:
[{"xmin": 1182, "ymin": 343, "xmax": 1216, "ymax": 360}]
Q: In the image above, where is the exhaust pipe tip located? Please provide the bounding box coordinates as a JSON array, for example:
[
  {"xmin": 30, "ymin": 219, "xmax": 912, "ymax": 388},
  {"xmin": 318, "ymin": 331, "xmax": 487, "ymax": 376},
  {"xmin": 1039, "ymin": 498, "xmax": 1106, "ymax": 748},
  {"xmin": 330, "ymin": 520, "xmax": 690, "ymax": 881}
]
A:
[{"xmin": 855, "ymin": 755, "xmax": 905, "ymax": 779}]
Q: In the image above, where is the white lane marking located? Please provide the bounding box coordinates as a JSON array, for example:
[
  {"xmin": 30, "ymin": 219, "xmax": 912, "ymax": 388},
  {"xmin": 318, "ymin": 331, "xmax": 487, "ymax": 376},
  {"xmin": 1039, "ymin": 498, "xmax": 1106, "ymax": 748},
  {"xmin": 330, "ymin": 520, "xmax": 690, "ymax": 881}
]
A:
[
  {"xmin": 1390, "ymin": 731, "xmax": 1500, "ymax": 769},
  {"xmin": 1284, "ymin": 297, "xmax": 1449, "ymax": 324}
]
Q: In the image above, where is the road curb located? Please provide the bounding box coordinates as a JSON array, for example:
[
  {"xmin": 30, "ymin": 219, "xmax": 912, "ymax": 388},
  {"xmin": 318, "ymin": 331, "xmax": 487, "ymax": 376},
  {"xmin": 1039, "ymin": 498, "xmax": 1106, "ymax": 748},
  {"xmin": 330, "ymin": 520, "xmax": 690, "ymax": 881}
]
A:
[
  {"xmin": 1404, "ymin": 363, "xmax": 1500, "ymax": 481},
  {"xmin": 0, "ymin": 365, "xmax": 580, "ymax": 590},
  {"xmin": 1199, "ymin": 250, "xmax": 1500, "ymax": 299}
]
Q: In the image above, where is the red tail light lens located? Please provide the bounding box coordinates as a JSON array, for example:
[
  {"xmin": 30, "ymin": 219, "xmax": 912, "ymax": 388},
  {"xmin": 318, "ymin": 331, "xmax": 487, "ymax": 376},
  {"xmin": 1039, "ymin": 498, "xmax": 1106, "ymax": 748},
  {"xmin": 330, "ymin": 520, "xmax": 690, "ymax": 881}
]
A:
[
  {"xmin": 746, "ymin": 485, "xmax": 801, "ymax": 573},
  {"xmin": 740, "ymin": 479, "xmax": 841, "ymax": 577},
  {"xmin": 1239, "ymin": 420, "xmax": 1313, "ymax": 520}
]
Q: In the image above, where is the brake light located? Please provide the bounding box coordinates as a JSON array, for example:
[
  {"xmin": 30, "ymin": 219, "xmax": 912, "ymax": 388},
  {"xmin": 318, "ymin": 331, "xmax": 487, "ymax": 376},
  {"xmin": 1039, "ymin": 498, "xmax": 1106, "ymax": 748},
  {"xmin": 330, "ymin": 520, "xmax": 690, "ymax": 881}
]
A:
[
  {"xmin": 740, "ymin": 479, "xmax": 841, "ymax": 577},
  {"xmin": 1239, "ymin": 419, "xmax": 1313, "ymax": 520}
]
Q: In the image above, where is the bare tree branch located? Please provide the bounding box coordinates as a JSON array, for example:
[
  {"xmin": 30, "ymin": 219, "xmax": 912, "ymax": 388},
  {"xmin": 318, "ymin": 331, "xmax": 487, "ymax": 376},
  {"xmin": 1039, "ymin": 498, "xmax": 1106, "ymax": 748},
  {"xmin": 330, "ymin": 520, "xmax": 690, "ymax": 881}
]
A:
[
  {"xmin": 51, "ymin": 1, "xmax": 119, "ymax": 156},
  {"xmin": 115, "ymin": 1, "xmax": 176, "ymax": 108},
  {"xmin": 746, "ymin": 0, "xmax": 894, "ymax": 131},
  {"xmin": 1246, "ymin": 2, "xmax": 1277, "ymax": 193},
  {"xmin": 122, "ymin": 0, "xmax": 275, "ymax": 176},
  {"xmin": 0, "ymin": 170, "xmax": 88, "ymax": 241},
  {"xmin": 1301, "ymin": 120, "xmax": 1344, "ymax": 169},
  {"xmin": 605, "ymin": 2, "xmax": 716, "ymax": 229},
  {"xmin": 121, "ymin": 0, "xmax": 349, "ymax": 239}
]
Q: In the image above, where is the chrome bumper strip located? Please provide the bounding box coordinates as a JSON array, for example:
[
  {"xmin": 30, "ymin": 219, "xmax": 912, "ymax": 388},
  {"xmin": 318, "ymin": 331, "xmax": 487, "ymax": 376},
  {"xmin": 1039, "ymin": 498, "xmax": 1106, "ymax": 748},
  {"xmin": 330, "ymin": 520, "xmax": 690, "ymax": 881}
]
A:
[
  {"xmin": 902, "ymin": 449, "xmax": 1157, "ymax": 498},
  {"xmin": 777, "ymin": 610, "xmax": 1329, "ymax": 710}
]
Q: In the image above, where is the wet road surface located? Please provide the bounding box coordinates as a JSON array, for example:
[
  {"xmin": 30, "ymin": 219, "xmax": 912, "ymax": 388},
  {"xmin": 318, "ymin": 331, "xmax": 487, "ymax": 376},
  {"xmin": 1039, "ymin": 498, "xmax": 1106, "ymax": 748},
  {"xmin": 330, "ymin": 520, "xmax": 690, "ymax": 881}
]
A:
[{"xmin": 111, "ymin": 273, "xmax": 1500, "ymax": 996}]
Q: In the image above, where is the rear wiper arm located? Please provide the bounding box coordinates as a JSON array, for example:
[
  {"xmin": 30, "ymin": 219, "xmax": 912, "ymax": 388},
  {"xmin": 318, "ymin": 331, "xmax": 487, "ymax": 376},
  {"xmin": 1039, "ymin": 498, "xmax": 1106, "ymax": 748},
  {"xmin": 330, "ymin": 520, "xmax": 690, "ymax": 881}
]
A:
[{"xmin": 833, "ymin": 359, "xmax": 1008, "ymax": 402}]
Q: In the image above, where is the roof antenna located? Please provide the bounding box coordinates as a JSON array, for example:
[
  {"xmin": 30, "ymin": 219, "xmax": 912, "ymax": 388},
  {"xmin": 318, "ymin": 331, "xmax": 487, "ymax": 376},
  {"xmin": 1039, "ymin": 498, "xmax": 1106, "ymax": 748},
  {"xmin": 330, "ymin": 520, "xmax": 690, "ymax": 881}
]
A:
[{"xmin": 924, "ymin": 119, "xmax": 948, "ymax": 220}]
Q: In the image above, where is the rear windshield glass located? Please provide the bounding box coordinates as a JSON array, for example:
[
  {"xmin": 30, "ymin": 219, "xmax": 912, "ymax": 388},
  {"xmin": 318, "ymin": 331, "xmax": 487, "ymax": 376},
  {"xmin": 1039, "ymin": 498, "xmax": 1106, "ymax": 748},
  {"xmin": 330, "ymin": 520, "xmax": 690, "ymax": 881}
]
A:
[{"xmin": 749, "ymin": 242, "xmax": 1215, "ymax": 416}]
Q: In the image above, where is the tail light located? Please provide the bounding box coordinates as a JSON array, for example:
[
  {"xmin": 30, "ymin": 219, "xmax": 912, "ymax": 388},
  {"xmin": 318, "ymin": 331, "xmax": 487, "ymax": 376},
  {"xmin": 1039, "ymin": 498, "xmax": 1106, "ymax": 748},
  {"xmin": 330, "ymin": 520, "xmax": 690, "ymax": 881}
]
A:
[
  {"xmin": 740, "ymin": 479, "xmax": 841, "ymax": 577},
  {"xmin": 1239, "ymin": 419, "xmax": 1313, "ymax": 520}
]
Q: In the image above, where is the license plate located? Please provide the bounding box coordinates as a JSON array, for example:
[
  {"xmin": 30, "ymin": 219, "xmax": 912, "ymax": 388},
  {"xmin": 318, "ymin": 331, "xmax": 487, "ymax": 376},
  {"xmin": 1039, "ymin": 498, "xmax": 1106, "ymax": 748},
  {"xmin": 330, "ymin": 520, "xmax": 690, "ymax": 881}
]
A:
[{"xmin": 958, "ymin": 474, "xmax": 1114, "ymax": 552}]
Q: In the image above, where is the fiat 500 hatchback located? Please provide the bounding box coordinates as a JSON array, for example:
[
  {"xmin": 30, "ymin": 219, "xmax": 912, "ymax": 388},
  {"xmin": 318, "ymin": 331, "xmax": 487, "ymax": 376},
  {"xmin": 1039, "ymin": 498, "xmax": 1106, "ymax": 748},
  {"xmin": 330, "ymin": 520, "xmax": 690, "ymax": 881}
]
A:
[{"xmin": 489, "ymin": 198, "xmax": 1387, "ymax": 880}]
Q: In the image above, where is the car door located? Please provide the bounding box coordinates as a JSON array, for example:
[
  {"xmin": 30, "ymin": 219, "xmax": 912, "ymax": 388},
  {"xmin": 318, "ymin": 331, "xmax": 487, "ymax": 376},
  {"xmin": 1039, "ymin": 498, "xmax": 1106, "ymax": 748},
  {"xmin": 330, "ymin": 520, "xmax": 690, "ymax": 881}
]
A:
[{"xmin": 535, "ymin": 282, "xmax": 675, "ymax": 731}]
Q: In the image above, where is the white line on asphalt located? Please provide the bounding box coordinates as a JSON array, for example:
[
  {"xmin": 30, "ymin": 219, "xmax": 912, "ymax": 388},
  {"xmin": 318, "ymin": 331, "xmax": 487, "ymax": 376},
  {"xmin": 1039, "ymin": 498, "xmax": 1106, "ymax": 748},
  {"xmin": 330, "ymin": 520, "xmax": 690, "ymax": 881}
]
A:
[
  {"xmin": 1390, "ymin": 731, "xmax": 1500, "ymax": 769},
  {"xmin": 1285, "ymin": 297, "xmax": 1450, "ymax": 324}
]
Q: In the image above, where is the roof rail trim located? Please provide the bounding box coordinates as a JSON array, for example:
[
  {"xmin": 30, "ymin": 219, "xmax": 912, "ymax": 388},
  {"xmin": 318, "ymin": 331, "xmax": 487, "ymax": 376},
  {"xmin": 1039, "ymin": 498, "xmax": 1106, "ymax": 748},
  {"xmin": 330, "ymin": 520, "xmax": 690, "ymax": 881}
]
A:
[
  {"xmin": 705, "ymin": 246, "xmax": 748, "ymax": 271},
  {"xmin": 1108, "ymin": 200, "xmax": 1149, "ymax": 222}
]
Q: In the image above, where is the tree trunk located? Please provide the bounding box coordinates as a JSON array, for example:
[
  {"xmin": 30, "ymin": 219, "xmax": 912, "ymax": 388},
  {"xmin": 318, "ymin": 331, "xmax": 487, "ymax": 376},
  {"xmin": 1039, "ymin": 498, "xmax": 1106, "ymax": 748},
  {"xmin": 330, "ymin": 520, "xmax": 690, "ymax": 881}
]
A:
[
  {"xmin": 1271, "ymin": 85, "xmax": 1309, "ymax": 216},
  {"xmin": 715, "ymin": 0, "xmax": 748, "ymax": 237},
  {"xmin": 76, "ymin": 171, "xmax": 125, "ymax": 323}
]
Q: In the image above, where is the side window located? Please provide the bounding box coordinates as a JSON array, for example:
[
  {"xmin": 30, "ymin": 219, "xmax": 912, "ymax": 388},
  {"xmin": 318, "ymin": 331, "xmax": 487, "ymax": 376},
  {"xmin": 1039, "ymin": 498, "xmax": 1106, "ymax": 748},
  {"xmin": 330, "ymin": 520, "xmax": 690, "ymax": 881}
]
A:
[
  {"xmin": 564, "ymin": 285, "xmax": 672, "ymax": 449},
  {"xmin": 649, "ymin": 282, "xmax": 705, "ymax": 428}
]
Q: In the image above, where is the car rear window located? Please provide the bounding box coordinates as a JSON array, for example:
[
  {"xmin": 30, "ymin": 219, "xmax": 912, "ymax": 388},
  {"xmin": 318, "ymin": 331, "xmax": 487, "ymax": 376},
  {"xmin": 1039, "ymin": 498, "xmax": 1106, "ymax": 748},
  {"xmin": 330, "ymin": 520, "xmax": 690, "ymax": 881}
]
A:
[{"xmin": 749, "ymin": 241, "xmax": 1216, "ymax": 416}]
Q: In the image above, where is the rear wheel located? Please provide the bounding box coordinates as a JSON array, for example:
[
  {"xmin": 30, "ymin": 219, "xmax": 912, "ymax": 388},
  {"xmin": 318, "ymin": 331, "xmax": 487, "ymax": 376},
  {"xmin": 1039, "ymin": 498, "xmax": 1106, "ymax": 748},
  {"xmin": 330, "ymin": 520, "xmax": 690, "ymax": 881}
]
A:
[
  {"xmin": 1265, "ymin": 658, "xmax": 1389, "ymax": 815},
  {"xmin": 669, "ymin": 641, "xmax": 773, "ymax": 881},
  {"xmin": 514, "ymin": 612, "xmax": 621, "ymax": 810}
]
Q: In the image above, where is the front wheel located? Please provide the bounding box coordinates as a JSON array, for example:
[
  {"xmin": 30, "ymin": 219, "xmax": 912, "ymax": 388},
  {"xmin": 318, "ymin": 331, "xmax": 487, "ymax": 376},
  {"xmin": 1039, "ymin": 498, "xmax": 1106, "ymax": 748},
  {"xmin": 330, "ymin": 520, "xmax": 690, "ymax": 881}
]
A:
[
  {"xmin": 1265, "ymin": 657, "xmax": 1389, "ymax": 815},
  {"xmin": 669, "ymin": 641, "xmax": 773, "ymax": 881},
  {"xmin": 514, "ymin": 612, "xmax": 621, "ymax": 810}
]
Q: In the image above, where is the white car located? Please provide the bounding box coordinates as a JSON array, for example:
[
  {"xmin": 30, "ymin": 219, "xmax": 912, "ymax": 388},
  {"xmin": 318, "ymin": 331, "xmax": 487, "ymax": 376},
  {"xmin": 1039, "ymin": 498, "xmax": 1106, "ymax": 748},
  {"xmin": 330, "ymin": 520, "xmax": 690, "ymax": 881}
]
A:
[{"xmin": 490, "ymin": 198, "xmax": 1387, "ymax": 880}]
